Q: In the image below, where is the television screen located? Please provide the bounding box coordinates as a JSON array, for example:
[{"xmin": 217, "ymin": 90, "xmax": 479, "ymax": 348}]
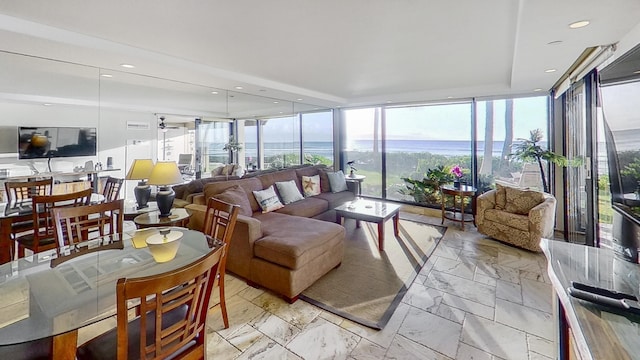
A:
[{"xmin": 18, "ymin": 126, "xmax": 97, "ymax": 159}]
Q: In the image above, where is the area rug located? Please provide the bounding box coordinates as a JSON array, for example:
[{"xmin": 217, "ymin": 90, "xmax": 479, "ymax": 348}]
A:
[{"xmin": 300, "ymin": 216, "xmax": 445, "ymax": 329}]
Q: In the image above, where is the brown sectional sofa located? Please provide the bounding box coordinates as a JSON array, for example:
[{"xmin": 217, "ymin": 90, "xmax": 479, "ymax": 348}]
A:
[{"xmin": 185, "ymin": 165, "xmax": 356, "ymax": 301}]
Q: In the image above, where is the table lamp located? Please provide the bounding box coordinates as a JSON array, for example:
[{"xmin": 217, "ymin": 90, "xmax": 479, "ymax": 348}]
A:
[
  {"xmin": 147, "ymin": 161, "xmax": 183, "ymax": 217},
  {"xmin": 125, "ymin": 159, "xmax": 154, "ymax": 209}
]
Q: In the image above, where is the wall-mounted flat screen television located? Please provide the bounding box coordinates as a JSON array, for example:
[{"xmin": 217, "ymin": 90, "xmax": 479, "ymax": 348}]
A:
[{"xmin": 18, "ymin": 126, "xmax": 97, "ymax": 159}]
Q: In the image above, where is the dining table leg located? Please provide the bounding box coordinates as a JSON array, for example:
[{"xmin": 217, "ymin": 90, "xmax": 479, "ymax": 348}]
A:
[{"xmin": 0, "ymin": 217, "xmax": 13, "ymax": 264}]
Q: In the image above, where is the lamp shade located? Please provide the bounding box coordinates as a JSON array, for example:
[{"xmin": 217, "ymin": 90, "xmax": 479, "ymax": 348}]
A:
[
  {"xmin": 125, "ymin": 159, "xmax": 154, "ymax": 180},
  {"xmin": 147, "ymin": 161, "xmax": 183, "ymax": 186}
]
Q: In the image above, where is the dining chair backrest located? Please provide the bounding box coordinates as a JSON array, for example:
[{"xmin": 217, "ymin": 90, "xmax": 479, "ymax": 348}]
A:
[
  {"xmin": 202, "ymin": 197, "xmax": 239, "ymax": 329},
  {"xmin": 115, "ymin": 245, "xmax": 223, "ymax": 359},
  {"xmin": 31, "ymin": 188, "xmax": 92, "ymax": 245},
  {"xmin": 4, "ymin": 177, "xmax": 53, "ymax": 204},
  {"xmin": 102, "ymin": 176, "xmax": 124, "ymax": 202},
  {"xmin": 202, "ymin": 197, "xmax": 239, "ymax": 267},
  {"xmin": 52, "ymin": 199, "xmax": 124, "ymax": 248}
]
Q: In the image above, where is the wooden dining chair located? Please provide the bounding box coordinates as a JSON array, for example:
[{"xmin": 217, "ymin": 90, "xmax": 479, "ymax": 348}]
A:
[
  {"xmin": 52, "ymin": 199, "xmax": 124, "ymax": 248},
  {"xmin": 202, "ymin": 197, "xmax": 239, "ymax": 329},
  {"xmin": 76, "ymin": 244, "xmax": 224, "ymax": 360},
  {"xmin": 102, "ymin": 176, "xmax": 124, "ymax": 202},
  {"xmin": 15, "ymin": 188, "xmax": 92, "ymax": 258},
  {"xmin": 4, "ymin": 178, "xmax": 54, "ymax": 241}
]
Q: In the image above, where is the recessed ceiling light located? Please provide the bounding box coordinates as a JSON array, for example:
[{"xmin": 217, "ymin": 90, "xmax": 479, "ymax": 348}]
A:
[
  {"xmin": 386, "ymin": 100, "xmax": 392, "ymax": 103},
  {"xmin": 545, "ymin": 69, "xmax": 557, "ymax": 73},
  {"xmin": 43, "ymin": 103, "xmax": 52, "ymax": 106},
  {"xmin": 234, "ymin": 86, "xmax": 243, "ymax": 90},
  {"xmin": 569, "ymin": 20, "xmax": 590, "ymax": 29},
  {"xmin": 279, "ymin": 112, "xmax": 283, "ymax": 114},
  {"xmin": 120, "ymin": 63, "xmax": 135, "ymax": 68},
  {"xmin": 211, "ymin": 91, "xmax": 219, "ymax": 95},
  {"xmin": 101, "ymin": 74, "xmax": 113, "ymax": 78},
  {"xmin": 447, "ymin": 96, "xmax": 453, "ymax": 99},
  {"xmin": 273, "ymin": 101, "xmax": 279, "ymax": 104},
  {"xmin": 534, "ymin": 88, "xmax": 543, "ymax": 92},
  {"xmin": 547, "ymin": 40, "xmax": 563, "ymax": 45},
  {"xmin": 633, "ymin": 70, "xmax": 640, "ymax": 74},
  {"xmin": 296, "ymin": 98, "xmax": 303, "ymax": 101}
]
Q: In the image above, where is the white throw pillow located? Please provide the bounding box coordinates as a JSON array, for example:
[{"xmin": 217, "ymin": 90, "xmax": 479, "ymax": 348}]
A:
[
  {"xmin": 301, "ymin": 175, "xmax": 321, "ymax": 197},
  {"xmin": 327, "ymin": 170, "xmax": 348, "ymax": 193},
  {"xmin": 252, "ymin": 185, "xmax": 284, "ymax": 213},
  {"xmin": 275, "ymin": 180, "xmax": 304, "ymax": 204}
]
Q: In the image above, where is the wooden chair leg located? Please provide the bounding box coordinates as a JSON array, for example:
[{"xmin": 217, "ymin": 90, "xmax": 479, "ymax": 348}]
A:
[{"xmin": 219, "ymin": 273, "xmax": 229, "ymax": 329}]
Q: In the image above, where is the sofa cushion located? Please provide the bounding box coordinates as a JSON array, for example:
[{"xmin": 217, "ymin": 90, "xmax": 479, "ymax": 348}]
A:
[
  {"xmin": 504, "ymin": 187, "xmax": 545, "ymax": 215},
  {"xmin": 318, "ymin": 169, "xmax": 332, "ymax": 193},
  {"xmin": 253, "ymin": 213, "xmax": 344, "ymax": 270},
  {"xmin": 484, "ymin": 208, "xmax": 529, "ymax": 232},
  {"xmin": 259, "ymin": 169, "xmax": 299, "ymax": 191},
  {"xmin": 185, "ymin": 180, "xmax": 204, "ymax": 198},
  {"xmin": 495, "ymin": 184, "xmax": 507, "ymax": 210},
  {"xmin": 203, "ymin": 178, "xmax": 264, "ymax": 213},
  {"xmin": 275, "ymin": 197, "xmax": 329, "ymax": 218},
  {"xmin": 172, "ymin": 183, "xmax": 189, "ymax": 200},
  {"xmin": 294, "ymin": 164, "xmax": 323, "ymax": 178},
  {"xmin": 327, "ymin": 170, "xmax": 348, "ymax": 193},
  {"xmin": 253, "ymin": 185, "xmax": 284, "ymax": 213},
  {"xmin": 212, "ymin": 185, "xmax": 253, "ymax": 216},
  {"xmin": 314, "ymin": 191, "xmax": 355, "ymax": 209},
  {"xmin": 275, "ymin": 180, "xmax": 304, "ymax": 205},
  {"xmin": 301, "ymin": 175, "xmax": 321, "ymax": 197}
]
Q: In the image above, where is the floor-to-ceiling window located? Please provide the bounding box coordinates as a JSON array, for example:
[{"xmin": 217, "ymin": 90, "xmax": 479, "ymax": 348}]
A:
[
  {"xmin": 244, "ymin": 119, "xmax": 259, "ymax": 170},
  {"xmin": 198, "ymin": 120, "xmax": 231, "ymax": 174},
  {"xmin": 476, "ymin": 96, "xmax": 549, "ymax": 192},
  {"xmin": 342, "ymin": 96, "xmax": 550, "ymax": 208},
  {"xmin": 343, "ymin": 108, "xmax": 383, "ymax": 197}
]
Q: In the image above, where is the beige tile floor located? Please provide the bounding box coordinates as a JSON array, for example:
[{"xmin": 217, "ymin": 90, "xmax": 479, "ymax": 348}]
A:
[{"xmin": 81, "ymin": 214, "xmax": 557, "ymax": 359}]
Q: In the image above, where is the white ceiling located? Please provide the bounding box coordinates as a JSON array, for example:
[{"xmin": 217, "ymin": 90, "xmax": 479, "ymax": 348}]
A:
[{"xmin": 0, "ymin": 0, "xmax": 640, "ymax": 109}]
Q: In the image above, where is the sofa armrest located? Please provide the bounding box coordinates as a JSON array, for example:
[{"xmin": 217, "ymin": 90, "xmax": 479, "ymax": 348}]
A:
[
  {"xmin": 528, "ymin": 195, "xmax": 557, "ymax": 241},
  {"xmin": 190, "ymin": 193, "xmax": 206, "ymax": 205},
  {"xmin": 476, "ymin": 190, "xmax": 497, "ymax": 226}
]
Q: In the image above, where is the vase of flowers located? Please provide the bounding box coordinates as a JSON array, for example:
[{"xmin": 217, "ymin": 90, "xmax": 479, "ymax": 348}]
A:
[{"xmin": 451, "ymin": 165, "xmax": 463, "ymax": 188}]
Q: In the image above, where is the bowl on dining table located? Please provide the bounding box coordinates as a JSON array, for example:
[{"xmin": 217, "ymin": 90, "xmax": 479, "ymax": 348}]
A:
[{"xmin": 145, "ymin": 228, "xmax": 183, "ymax": 263}]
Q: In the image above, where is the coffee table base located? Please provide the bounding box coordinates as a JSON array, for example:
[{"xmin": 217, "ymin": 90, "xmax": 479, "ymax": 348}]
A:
[{"xmin": 336, "ymin": 211, "xmax": 400, "ymax": 251}]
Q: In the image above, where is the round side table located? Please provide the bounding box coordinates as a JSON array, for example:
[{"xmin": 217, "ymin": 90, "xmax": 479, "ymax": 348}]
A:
[
  {"xmin": 133, "ymin": 208, "xmax": 191, "ymax": 229},
  {"xmin": 440, "ymin": 184, "xmax": 477, "ymax": 230}
]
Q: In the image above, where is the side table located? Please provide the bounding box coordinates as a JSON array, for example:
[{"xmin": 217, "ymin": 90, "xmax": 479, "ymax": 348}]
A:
[
  {"xmin": 345, "ymin": 174, "xmax": 366, "ymax": 196},
  {"xmin": 440, "ymin": 184, "xmax": 477, "ymax": 230},
  {"xmin": 133, "ymin": 207, "xmax": 191, "ymax": 229},
  {"xmin": 124, "ymin": 201, "xmax": 159, "ymax": 221}
]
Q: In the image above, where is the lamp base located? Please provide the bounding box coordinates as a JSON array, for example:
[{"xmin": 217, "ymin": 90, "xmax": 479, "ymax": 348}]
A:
[
  {"xmin": 156, "ymin": 186, "xmax": 175, "ymax": 217},
  {"xmin": 134, "ymin": 182, "xmax": 151, "ymax": 209}
]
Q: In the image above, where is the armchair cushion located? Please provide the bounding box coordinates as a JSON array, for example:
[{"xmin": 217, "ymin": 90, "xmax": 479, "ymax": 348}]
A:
[{"xmin": 504, "ymin": 186, "xmax": 545, "ymax": 215}]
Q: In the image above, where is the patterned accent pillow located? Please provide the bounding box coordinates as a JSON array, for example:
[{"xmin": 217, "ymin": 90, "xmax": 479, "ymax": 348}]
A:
[
  {"xmin": 327, "ymin": 170, "xmax": 348, "ymax": 193},
  {"xmin": 252, "ymin": 185, "xmax": 284, "ymax": 213},
  {"xmin": 275, "ymin": 180, "xmax": 304, "ymax": 205},
  {"xmin": 504, "ymin": 187, "xmax": 545, "ymax": 215},
  {"xmin": 301, "ymin": 175, "xmax": 321, "ymax": 197},
  {"xmin": 213, "ymin": 185, "xmax": 252, "ymax": 216},
  {"xmin": 495, "ymin": 184, "xmax": 507, "ymax": 210}
]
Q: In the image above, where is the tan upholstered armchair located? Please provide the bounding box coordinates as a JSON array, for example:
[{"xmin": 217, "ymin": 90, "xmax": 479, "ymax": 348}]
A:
[{"xmin": 476, "ymin": 185, "xmax": 556, "ymax": 252}]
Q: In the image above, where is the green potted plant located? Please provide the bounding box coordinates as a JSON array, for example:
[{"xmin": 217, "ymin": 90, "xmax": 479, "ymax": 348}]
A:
[
  {"xmin": 222, "ymin": 135, "xmax": 243, "ymax": 163},
  {"xmin": 509, "ymin": 128, "xmax": 569, "ymax": 193}
]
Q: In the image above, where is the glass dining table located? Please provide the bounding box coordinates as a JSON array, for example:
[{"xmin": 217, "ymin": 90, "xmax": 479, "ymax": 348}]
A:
[{"xmin": 0, "ymin": 226, "xmax": 220, "ymax": 360}]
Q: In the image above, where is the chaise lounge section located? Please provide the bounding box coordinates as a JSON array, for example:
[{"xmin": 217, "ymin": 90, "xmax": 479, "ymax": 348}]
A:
[{"xmin": 185, "ymin": 165, "xmax": 355, "ymax": 301}]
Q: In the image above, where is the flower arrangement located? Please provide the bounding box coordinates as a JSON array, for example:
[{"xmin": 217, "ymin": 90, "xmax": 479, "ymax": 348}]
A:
[{"xmin": 450, "ymin": 165, "xmax": 463, "ymax": 178}]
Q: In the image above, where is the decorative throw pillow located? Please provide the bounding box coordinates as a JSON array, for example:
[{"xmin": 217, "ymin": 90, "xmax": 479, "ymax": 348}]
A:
[
  {"xmin": 504, "ymin": 187, "xmax": 545, "ymax": 215},
  {"xmin": 495, "ymin": 183, "xmax": 507, "ymax": 210},
  {"xmin": 252, "ymin": 185, "xmax": 284, "ymax": 213},
  {"xmin": 275, "ymin": 180, "xmax": 304, "ymax": 204},
  {"xmin": 301, "ymin": 175, "xmax": 321, "ymax": 197},
  {"xmin": 327, "ymin": 170, "xmax": 348, "ymax": 193},
  {"xmin": 213, "ymin": 185, "xmax": 252, "ymax": 216}
]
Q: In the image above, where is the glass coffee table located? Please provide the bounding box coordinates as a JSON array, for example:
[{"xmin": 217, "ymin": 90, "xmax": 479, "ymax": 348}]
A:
[{"xmin": 335, "ymin": 199, "xmax": 400, "ymax": 251}]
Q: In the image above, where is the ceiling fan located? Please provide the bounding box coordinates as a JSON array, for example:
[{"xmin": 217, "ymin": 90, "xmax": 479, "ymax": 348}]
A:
[{"xmin": 158, "ymin": 116, "xmax": 180, "ymax": 131}]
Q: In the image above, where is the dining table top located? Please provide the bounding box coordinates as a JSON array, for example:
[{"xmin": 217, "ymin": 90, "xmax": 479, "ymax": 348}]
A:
[{"xmin": 0, "ymin": 227, "xmax": 219, "ymax": 346}]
